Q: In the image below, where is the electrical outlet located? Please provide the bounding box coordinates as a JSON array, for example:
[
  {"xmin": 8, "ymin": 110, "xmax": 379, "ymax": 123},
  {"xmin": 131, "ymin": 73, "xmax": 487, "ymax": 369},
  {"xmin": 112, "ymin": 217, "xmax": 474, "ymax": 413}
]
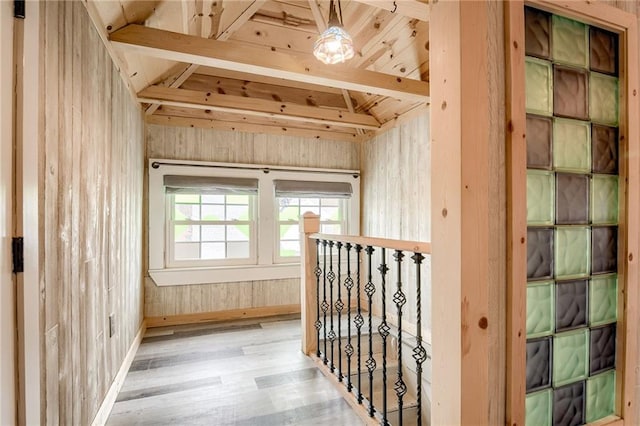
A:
[{"xmin": 109, "ymin": 314, "xmax": 115, "ymax": 338}]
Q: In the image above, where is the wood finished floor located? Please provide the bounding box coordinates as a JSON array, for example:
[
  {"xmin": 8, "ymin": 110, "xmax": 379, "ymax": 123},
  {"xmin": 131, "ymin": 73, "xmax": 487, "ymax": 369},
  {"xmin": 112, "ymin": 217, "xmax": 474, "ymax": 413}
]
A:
[{"xmin": 107, "ymin": 315, "xmax": 365, "ymax": 425}]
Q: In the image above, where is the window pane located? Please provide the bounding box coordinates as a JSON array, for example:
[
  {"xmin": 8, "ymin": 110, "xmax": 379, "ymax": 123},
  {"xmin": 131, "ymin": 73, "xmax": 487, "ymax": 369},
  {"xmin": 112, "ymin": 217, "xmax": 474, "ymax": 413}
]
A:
[
  {"xmin": 201, "ymin": 225, "xmax": 225, "ymax": 242},
  {"xmin": 174, "ymin": 242, "xmax": 200, "ymax": 259},
  {"xmin": 280, "ymin": 224, "xmax": 299, "ymax": 240},
  {"xmin": 175, "ymin": 204, "xmax": 200, "ymax": 220},
  {"xmin": 174, "ymin": 194, "xmax": 199, "ymax": 203},
  {"xmin": 278, "ymin": 197, "xmax": 299, "ymax": 208},
  {"xmin": 279, "ymin": 206, "xmax": 300, "ymax": 221},
  {"xmin": 201, "ymin": 242, "xmax": 225, "ymax": 259},
  {"xmin": 227, "ymin": 225, "xmax": 250, "ymax": 241},
  {"xmin": 174, "ymin": 225, "xmax": 200, "ymax": 242},
  {"xmin": 320, "ymin": 206, "xmax": 340, "ymax": 221},
  {"xmin": 321, "ymin": 224, "xmax": 342, "ymax": 234},
  {"xmin": 201, "ymin": 204, "xmax": 224, "ymax": 221},
  {"xmin": 227, "ymin": 194, "xmax": 249, "ymax": 204},
  {"xmin": 227, "ymin": 204, "xmax": 250, "ymax": 220},
  {"xmin": 321, "ymin": 198, "xmax": 340, "ymax": 206},
  {"xmin": 202, "ymin": 194, "xmax": 224, "ymax": 204},
  {"xmin": 227, "ymin": 241, "xmax": 250, "ymax": 258},
  {"xmin": 280, "ymin": 241, "xmax": 300, "ymax": 257},
  {"xmin": 300, "ymin": 198, "xmax": 320, "ymax": 206}
]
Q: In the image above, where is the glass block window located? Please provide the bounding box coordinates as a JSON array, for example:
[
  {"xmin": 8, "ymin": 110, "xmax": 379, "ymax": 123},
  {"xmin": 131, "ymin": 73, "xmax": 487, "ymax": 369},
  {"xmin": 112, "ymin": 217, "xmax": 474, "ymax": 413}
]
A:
[{"xmin": 524, "ymin": 7, "xmax": 619, "ymax": 425}]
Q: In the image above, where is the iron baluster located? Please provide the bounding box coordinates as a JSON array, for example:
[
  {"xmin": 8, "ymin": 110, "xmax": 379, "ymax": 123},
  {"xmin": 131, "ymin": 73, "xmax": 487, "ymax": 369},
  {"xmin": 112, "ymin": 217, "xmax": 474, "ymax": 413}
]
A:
[
  {"xmin": 377, "ymin": 248, "xmax": 390, "ymax": 425},
  {"xmin": 364, "ymin": 245, "xmax": 376, "ymax": 417},
  {"xmin": 344, "ymin": 243, "xmax": 354, "ymax": 392},
  {"xmin": 328, "ymin": 241, "xmax": 336, "ymax": 373},
  {"xmin": 321, "ymin": 240, "xmax": 328, "ymax": 365},
  {"xmin": 393, "ymin": 250, "xmax": 407, "ymax": 425},
  {"xmin": 336, "ymin": 242, "xmax": 344, "ymax": 381},
  {"xmin": 411, "ymin": 252, "xmax": 428, "ymax": 426},
  {"xmin": 354, "ymin": 244, "xmax": 364, "ymax": 404},
  {"xmin": 314, "ymin": 239, "xmax": 322, "ymax": 358}
]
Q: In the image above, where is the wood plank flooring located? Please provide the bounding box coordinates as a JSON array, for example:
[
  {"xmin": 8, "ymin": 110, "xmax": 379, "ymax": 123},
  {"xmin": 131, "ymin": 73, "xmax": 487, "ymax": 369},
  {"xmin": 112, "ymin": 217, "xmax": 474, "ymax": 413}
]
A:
[{"xmin": 107, "ymin": 315, "xmax": 365, "ymax": 425}]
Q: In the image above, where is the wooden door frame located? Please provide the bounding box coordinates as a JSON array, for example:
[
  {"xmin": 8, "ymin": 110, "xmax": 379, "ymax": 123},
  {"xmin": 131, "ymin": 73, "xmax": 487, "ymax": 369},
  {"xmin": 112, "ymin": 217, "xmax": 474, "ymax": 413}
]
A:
[
  {"xmin": 14, "ymin": 1, "xmax": 42, "ymax": 424},
  {"xmin": 506, "ymin": 2, "xmax": 640, "ymax": 425},
  {"xmin": 0, "ymin": 2, "xmax": 16, "ymax": 424}
]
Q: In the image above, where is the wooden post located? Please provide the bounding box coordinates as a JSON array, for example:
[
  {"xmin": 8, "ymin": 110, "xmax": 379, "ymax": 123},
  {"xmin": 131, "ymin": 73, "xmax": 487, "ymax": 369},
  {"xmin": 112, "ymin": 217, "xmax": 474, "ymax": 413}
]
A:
[
  {"xmin": 300, "ymin": 212, "xmax": 320, "ymax": 355},
  {"xmin": 430, "ymin": 1, "xmax": 506, "ymax": 424}
]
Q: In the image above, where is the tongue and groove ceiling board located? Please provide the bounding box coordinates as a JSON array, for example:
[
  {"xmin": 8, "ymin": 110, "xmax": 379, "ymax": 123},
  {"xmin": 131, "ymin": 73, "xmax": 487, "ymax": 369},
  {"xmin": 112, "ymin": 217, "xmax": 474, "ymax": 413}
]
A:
[{"xmin": 84, "ymin": 0, "xmax": 430, "ymax": 142}]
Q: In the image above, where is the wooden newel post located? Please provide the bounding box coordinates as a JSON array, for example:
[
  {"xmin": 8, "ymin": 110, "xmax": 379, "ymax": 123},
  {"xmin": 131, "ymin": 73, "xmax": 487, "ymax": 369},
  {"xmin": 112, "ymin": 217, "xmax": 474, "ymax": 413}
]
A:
[{"xmin": 300, "ymin": 212, "xmax": 320, "ymax": 355}]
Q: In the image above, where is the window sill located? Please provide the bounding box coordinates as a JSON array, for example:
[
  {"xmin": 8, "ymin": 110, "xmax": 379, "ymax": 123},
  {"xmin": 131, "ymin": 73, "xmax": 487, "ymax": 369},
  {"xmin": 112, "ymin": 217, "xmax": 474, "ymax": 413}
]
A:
[{"xmin": 149, "ymin": 263, "xmax": 301, "ymax": 286}]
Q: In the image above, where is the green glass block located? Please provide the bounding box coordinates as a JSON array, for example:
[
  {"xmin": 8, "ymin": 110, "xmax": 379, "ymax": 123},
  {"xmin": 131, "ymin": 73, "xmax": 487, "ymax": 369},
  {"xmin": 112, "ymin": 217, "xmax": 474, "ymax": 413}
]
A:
[
  {"xmin": 590, "ymin": 274, "xmax": 618, "ymax": 326},
  {"xmin": 553, "ymin": 329, "xmax": 589, "ymax": 387},
  {"xmin": 553, "ymin": 118, "xmax": 591, "ymax": 172},
  {"xmin": 555, "ymin": 226, "xmax": 590, "ymax": 279},
  {"xmin": 590, "ymin": 73, "xmax": 619, "ymax": 126},
  {"xmin": 527, "ymin": 170, "xmax": 555, "ymax": 225},
  {"xmin": 591, "ymin": 175, "xmax": 618, "ymax": 224},
  {"xmin": 586, "ymin": 370, "xmax": 616, "ymax": 423},
  {"xmin": 526, "ymin": 389, "xmax": 552, "ymax": 426},
  {"xmin": 526, "ymin": 58, "xmax": 553, "ymax": 116},
  {"xmin": 527, "ymin": 281, "xmax": 555, "ymax": 338},
  {"xmin": 552, "ymin": 15, "xmax": 588, "ymax": 67}
]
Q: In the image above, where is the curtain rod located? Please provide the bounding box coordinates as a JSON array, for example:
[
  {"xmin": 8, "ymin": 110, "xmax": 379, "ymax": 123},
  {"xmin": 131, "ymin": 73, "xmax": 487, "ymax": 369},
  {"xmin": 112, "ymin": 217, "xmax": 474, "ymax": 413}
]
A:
[{"xmin": 150, "ymin": 161, "xmax": 360, "ymax": 178}]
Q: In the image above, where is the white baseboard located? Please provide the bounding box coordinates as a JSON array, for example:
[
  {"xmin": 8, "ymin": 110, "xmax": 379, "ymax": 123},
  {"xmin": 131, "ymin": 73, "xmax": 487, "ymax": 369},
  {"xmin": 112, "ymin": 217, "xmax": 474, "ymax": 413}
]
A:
[{"xmin": 90, "ymin": 320, "xmax": 147, "ymax": 426}]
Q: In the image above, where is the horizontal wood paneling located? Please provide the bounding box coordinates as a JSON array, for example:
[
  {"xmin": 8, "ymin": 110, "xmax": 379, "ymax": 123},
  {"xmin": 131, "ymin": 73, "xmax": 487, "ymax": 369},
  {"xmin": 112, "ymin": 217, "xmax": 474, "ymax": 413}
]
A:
[
  {"xmin": 145, "ymin": 124, "xmax": 360, "ymax": 318},
  {"xmin": 40, "ymin": 2, "xmax": 144, "ymax": 424}
]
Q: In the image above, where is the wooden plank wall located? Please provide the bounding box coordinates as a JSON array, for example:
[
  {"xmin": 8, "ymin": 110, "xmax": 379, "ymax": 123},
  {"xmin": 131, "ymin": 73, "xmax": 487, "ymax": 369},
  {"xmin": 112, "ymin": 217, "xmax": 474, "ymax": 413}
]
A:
[
  {"xmin": 145, "ymin": 124, "xmax": 360, "ymax": 318},
  {"xmin": 40, "ymin": 2, "xmax": 144, "ymax": 424},
  {"xmin": 360, "ymin": 111, "xmax": 431, "ymax": 335}
]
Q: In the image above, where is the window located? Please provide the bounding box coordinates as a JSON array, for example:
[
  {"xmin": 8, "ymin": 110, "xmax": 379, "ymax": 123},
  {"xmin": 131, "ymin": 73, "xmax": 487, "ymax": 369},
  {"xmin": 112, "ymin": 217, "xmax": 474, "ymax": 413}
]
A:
[
  {"xmin": 168, "ymin": 193, "xmax": 255, "ymax": 265},
  {"xmin": 164, "ymin": 175, "xmax": 258, "ymax": 267},
  {"xmin": 148, "ymin": 160, "xmax": 360, "ymax": 285},
  {"xmin": 274, "ymin": 180, "xmax": 352, "ymax": 261}
]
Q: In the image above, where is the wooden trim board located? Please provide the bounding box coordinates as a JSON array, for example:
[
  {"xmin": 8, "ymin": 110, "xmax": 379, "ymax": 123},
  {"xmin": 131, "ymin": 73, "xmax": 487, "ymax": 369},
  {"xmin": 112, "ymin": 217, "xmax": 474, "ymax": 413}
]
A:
[
  {"xmin": 146, "ymin": 304, "xmax": 301, "ymax": 328},
  {"xmin": 504, "ymin": 2, "xmax": 527, "ymax": 425},
  {"xmin": 90, "ymin": 321, "xmax": 147, "ymax": 426}
]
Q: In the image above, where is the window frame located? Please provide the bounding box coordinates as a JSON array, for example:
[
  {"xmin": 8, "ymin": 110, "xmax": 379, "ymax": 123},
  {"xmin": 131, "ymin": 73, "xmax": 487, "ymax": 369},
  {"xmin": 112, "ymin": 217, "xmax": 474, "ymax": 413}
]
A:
[
  {"xmin": 165, "ymin": 192, "xmax": 257, "ymax": 268},
  {"xmin": 148, "ymin": 159, "xmax": 360, "ymax": 286},
  {"xmin": 505, "ymin": 2, "xmax": 639, "ymax": 425},
  {"xmin": 274, "ymin": 196, "xmax": 348, "ymax": 264}
]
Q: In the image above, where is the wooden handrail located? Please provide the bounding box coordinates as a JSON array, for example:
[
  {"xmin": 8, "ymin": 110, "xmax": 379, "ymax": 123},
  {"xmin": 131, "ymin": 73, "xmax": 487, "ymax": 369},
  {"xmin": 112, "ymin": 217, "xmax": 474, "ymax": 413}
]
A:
[{"xmin": 310, "ymin": 233, "xmax": 431, "ymax": 255}]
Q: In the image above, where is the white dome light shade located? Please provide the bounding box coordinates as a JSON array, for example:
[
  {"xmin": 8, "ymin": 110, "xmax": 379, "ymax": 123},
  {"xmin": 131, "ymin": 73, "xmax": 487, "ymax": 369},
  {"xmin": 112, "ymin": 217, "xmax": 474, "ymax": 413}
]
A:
[{"xmin": 313, "ymin": 26, "xmax": 355, "ymax": 65}]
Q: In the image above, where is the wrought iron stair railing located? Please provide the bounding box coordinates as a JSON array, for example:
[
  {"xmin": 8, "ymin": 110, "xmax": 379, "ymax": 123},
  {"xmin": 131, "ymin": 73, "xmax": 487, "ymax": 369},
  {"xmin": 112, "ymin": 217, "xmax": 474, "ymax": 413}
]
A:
[{"xmin": 300, "ymin": 213, "xmax": 432, "ymax": 426}]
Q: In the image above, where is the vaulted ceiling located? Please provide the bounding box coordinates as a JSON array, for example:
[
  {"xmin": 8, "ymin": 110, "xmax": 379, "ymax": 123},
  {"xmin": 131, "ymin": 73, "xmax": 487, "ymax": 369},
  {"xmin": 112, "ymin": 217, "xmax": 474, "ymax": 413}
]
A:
[{"xmin": 85, "ymin": 0, "xmax": 430, "ymax": 142}]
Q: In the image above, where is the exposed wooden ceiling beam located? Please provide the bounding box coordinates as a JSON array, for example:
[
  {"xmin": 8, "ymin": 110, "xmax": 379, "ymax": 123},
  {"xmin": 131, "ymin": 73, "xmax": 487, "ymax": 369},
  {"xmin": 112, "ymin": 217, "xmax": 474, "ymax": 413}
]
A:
[
  {"xmin": 196, "ymin": 66, "xmax": 345, "ymax": 94},
  {"xmin": 146, "ymin": 0, "xmax": 266, "ymax": 115},
  {"xmin": 351, "ymin": 0, "xmax": 430, "ymax": 22},
  {"xmin": 146, "ymin": 115, "xmax": 363, "ymax": 142},
  {"xmin": 110, "ymin": 24, "xmax": 430, "ymax": 102},
  {"xmin": 217, "ymin": 0, "xmax": 268, "ymax": 40},
  {"xmin": 138, "ymin": 86, "xmax": 380, "ymax": 130}
]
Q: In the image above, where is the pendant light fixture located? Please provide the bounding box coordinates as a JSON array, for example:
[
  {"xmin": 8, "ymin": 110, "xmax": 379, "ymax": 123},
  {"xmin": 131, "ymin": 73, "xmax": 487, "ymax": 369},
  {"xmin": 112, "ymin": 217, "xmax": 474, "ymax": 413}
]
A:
[{"xmin": 313, "ymin": 0, "xmax": 354, "ymax": 65}]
